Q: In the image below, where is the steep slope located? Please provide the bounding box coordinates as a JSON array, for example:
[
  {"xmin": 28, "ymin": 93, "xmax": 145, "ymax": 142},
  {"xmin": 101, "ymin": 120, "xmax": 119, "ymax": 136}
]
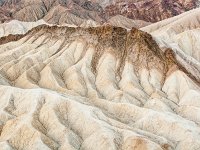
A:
[
  {"xmin": 141, "ymin": 7, "xmax": 200, "ymax": 36},
  {"xmin": 141, "ymin": 7, "xmax": 200, "ymax": 82},
  {"xmin": 0, "ymin": 25, "xmax": 200, "ymax": 150}
]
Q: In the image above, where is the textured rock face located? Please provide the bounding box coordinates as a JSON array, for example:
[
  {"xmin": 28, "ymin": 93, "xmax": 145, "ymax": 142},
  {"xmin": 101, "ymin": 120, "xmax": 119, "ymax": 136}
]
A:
[
  {"xmin": 0, "ymin": 25, "xmax": 200, "ymax": 150},
  {"xmin": 105, "ymin": 0, "xmax": 197, "ymax": 22},
  {"xmin": 141, "ymin": 7, "xmax": 200, "ymax": 83},
  {"xmin": 0, "ymin": 0, "xmax": 198, "ymax": 25}
]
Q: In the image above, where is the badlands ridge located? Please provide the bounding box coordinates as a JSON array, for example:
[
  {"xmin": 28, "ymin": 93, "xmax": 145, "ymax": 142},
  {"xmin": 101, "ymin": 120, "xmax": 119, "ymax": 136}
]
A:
[{"xmin": 0, "ymin": 7, "xmax": 200, "ymax": 150}]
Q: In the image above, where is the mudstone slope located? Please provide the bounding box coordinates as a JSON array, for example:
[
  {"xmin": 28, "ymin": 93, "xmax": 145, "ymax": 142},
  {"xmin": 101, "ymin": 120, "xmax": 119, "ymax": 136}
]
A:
[{"xmin": 0, "ymin": 24, "xmax": 199, "ymax": 150}]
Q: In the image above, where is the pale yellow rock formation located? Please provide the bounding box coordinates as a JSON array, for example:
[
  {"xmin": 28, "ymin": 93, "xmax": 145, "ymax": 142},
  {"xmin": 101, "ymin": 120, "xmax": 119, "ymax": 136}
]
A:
[{"xmin": 0, "ymin": 25, "xmax": 199, "ymax": 150}]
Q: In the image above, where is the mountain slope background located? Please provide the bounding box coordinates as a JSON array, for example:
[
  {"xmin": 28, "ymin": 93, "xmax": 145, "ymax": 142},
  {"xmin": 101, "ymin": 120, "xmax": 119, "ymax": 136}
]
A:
[{"xmin": 0, "ymin": 0, "xmax": 199, "ymax": 25}]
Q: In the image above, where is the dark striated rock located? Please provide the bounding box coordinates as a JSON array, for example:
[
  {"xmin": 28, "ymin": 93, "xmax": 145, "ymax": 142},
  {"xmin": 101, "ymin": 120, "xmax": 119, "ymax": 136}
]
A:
[{"xmin": 105, "ymin": 0, "xmax": 197, "ymax": 22}]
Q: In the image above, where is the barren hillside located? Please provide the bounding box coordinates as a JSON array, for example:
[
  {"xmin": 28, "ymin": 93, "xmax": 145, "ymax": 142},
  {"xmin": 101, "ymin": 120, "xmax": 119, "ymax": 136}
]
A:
[
  {"xmin": 0, "ymin": 25, "xmax": 199, "ymax": 150},
  {"xmin": 0, "ymin": 1, "xmax": 200, "ymax": 149}
]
